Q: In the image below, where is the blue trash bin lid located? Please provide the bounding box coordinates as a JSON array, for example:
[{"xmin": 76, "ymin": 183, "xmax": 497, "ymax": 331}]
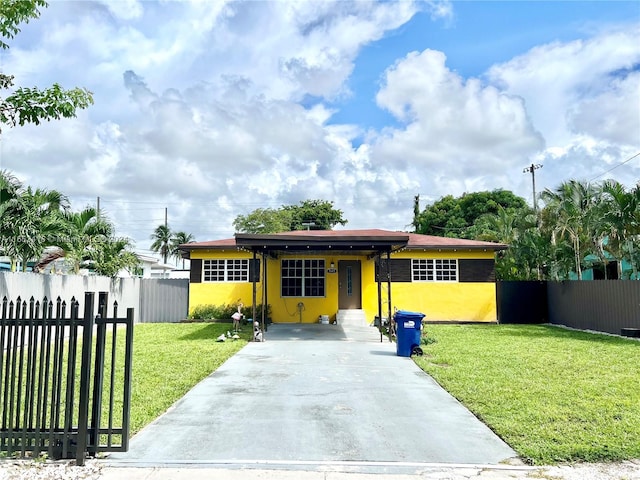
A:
[{"xmin": 395, "ymin": 310, "xmax": 425, "ymax": 320}]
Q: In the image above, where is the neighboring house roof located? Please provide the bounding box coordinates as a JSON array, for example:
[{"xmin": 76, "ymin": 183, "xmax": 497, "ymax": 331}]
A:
[
  {"xmin": 179, "ymin": 229, "xmax": 506, "ymax": 258},
  {"xmin": 136, "ymin": 254, "xmax": 175, "ymax": 271}
]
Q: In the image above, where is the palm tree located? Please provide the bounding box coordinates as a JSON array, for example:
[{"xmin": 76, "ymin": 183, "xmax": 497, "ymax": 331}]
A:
[
  {"xmin": 0, "ymin": 170, "xmax": 22, "ymax": 259},
  {"xmin": 2, "ymin": 186, "xmax": 69, "ymax": 271},
  {"xmin": 150, "ymin": 224, "xmax": 172, "ymax": 264},
  {"xmin": 0, "ymin": 169, "xmax": 21, "ymax": 213},
  {"xmin": 470, "ymin": 205, "xmax": 553, "ymax": 280},
  {"xmin": 35, "ymin": 206, "xmax": 113, "ymax": 273},
  {"xmin": 170, "ymin": 231, "xmax": 194, "ymax": 268},
  {"xmin": 90, "ymin": 236, "xmax": 139, "ymax": 278},
  {"xmin": 601, "ymin": 180, "xmax": 640, "ymax": 279},
  {"xmin": 540, "ymin": 180, "xmax": 598, "ymax": 280}
]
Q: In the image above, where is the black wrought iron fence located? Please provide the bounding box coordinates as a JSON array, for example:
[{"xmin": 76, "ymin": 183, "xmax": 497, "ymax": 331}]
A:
[{"xmin": 0, "ymin": 291, "xmax": 133, "ymax": 465}]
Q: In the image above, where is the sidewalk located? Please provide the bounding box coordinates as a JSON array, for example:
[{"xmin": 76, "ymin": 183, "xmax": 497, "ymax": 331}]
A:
[
  {"xmin": 2, "ymin": 459, "xmax": 639, "ymax": 480},
  {"xmin": 97, "ymin": 460, "xmax": 640, "ymax": 480}
]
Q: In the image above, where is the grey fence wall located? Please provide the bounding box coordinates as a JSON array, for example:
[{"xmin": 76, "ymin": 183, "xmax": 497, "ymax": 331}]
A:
[
  {"xmin": 0, "ymin": 272, "xmax": 189, "ymax": 323},
  {"xmin": 139, "ymin": 278, "xmax": 188, "ymax": 323},
  {"xmin": 547, "ymin": 281, "xmax": 640, "ymax": 334},
  {"xmin": 498, "ymin": 280, "xmax": 640, "ymax": 335},
  {"xmin": 496, "ymin": 281, "xmax": 548, "ymax": 324}
]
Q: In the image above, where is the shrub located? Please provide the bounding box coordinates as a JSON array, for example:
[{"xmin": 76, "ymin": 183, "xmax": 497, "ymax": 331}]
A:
[
  {"xmin": 240, "ymin": 303, "xmax": 271, "ymax": 320},
  {"xmin": 189, "ymin": 303, "xmax": 271, "ymax": 321}
]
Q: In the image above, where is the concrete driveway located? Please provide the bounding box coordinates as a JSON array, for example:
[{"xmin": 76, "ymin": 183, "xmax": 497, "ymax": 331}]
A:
[{"xmin": 106, "ymin": 323, "xmax": 517, "ymax": 470}]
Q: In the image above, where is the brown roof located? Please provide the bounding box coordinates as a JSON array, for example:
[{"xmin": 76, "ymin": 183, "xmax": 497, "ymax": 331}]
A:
[
  {"xmin": 405, "ymin": 232, "xmax": 506, "ymax": 249},
  {"xmin": 274, "ymin": 229, "xmax": 505, "ymax": 249},
  {"xmin": 180, "ymin": 229, "xmax": 506, "ymax": 254},
  {"xmin": 179, "ymin": 238, "xmax": 237, "ymax": 248}
]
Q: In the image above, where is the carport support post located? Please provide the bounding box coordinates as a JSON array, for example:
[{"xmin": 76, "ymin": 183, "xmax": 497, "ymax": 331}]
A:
[
  {"xmin": 261, "ymin": 251, "xmax": 267, "ymax": 335},
  {"xmin": 386, "ymin": 249, "xmax": 392, "ymax": 340},
  {"xmin": 252, "ymin": 250, "xmax": 257, "ymax": 341},
  {"xmin": 377, "ymin": 254, "xmax": 383, "ymax": 343}
]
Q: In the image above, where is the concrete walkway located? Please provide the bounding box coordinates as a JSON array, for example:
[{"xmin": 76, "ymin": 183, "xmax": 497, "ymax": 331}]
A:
[{"xmin": 105, "ymin": 323, "xmax": 517, "ymax": 474}]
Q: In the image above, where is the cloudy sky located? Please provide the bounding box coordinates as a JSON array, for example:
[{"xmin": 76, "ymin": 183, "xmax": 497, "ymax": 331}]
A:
[{"xmin": 1, "ymin": 0, "xmax": 639, "ymax": 260}]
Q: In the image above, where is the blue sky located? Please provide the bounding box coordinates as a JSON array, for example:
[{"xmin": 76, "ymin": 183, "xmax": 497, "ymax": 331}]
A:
[
  {"xmin": 1, "ymin": 1, "xmax": 639, "ymax": 260},
  {"xmin": 331, "ymin": 1, "xmax": 640, "ymax": 132}
]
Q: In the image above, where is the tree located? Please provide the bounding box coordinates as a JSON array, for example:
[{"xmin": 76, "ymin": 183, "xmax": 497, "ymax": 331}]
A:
[
  {"xmin": 0, "ymin": 169, "xmax": 141, "ymax": 277},
  {"xmin": 34, "ymin": 206, "xmax": 113, "ymax": 273},
  {"xmin": 0, "ymin": 169, "xmax": 21, "ymax": 225},
  {"xmin": 233, "ymin": 207, "xmax": 292, "ymax": 234},
  {"xmin": 411, "ymin": 195, "xmax": 420, "ymax": 232},
  {"xmin": 234, "ymin": 200, "xmax": 347, "ymax": 233},
  {"xmin": 150, "ymin": 224, "xmax": 172, "ymax": 264},
  {"xmin": 282, "ymin": 199, "xmax": 347, "ymax": 231},
  {"xmin": 601, "ymin": 180, "xmax": 640, "ymax": 279},
  {"xmin": 469, "ymin": 204, "xmax": 550, "ymax": 280},
  {"xmin": 90, "ymin": 237, "xmax": 139, "ymax": 278},
  {"xmin": 0, "ymin": 170, "xmax": 23, "ymax": 265},
  {"xmin": 416, "ymin": 190, "xmax": 528, "ymax": 238},
  {"xmin": 540, "ymin": 180, "xmax": 599, "ymax": 280},
  {"xmin": 35, "ymin": 206, "xmax": 141, "ymax": 277},
  {"xmin": 0, "ymin": 1, "xmax": 93, "ymax": 134},
  {"xmin": 170, "ymin": 231, "xmax": 195, "ymax": 268},
  {"xmin": 0, "ymin": 186, "xmax": 69, "ymax": 271}
]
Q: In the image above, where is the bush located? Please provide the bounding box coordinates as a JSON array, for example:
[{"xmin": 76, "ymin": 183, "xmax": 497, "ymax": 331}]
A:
[{"xmin": 189, "ymin": 303, "xmax": 271, "ymax": 321}]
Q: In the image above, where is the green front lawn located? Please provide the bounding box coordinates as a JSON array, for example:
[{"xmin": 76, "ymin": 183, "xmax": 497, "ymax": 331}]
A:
[
  {"xmin": 129, "ymin": 322, "xmax": 251, "ymax": 435},
  {"xmin": 414, "ymin": 324, "xmax": 640, "ymax": 465}
]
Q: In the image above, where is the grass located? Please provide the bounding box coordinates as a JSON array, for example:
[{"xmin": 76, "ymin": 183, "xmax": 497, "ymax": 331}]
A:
[
  {"xmin": 4, "ymin": 321, "xmax": 638, "ymax": 466},
  {"xmin": 413, "ymin": 324, "xmax": 640, "ymax": 465},
  {"xmin": 127, "ymin": 322, "xmax": 251, "ymax": 435}
]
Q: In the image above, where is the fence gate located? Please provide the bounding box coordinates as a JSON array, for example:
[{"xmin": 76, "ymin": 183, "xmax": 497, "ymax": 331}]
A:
[{"xmin": 0, "ymin": 291, "xmax": 134, "ymax": 465}]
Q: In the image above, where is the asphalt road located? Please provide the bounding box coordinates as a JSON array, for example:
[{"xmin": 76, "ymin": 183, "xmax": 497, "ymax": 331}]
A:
[{"xmin": 105, "ymin": 323, "xmax": 517, "ymax": 470}]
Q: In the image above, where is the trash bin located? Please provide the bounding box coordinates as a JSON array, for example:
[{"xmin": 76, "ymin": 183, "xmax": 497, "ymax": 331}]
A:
[{"xmin": 394, "ymin": 310, "xmax": 425, "ymax": 357}]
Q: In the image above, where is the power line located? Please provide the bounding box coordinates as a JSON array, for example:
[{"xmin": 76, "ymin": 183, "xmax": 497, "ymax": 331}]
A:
[{"xmin": 589, "ymin": 151, "xmax": 640, "ymax": 182}]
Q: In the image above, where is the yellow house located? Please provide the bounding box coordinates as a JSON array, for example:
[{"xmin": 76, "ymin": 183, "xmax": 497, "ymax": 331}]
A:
[{"xmin": 180, "ymin": 229, "xmax": 506, "ymax": 326}]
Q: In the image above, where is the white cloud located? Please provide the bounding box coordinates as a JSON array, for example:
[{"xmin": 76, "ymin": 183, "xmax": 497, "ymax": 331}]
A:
[
  {"xmin": 372, "ymin": 48, "xmax": 544, "ymax": 175},
  {"xmin": 1, "ymin": 1, "xmax": 638, "ymax": 255},
  {"xmin": 486, "ymin": 24, "xmax": 640, "ymax": 147},
  {"xmin": 481, "ymin": 23, "xmax": 640, "ymax": 199},
  {"xmin": 100, "ymin": 0, "xmax": 144, "ymax": 20},
  {"xmin": 567, "ymin": 71, "xmax": 640, "ymax": 146}
]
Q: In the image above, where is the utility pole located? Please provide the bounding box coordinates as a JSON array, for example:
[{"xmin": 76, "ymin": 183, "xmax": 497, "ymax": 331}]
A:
[
  {"xmin": 165, "ymin": 207, "xmax": 168, "ymax": 228},
  {"xmin": 96, "ymin": 196, "xmax": 100, "ymax": 219},
  {"xmin": 523, "ymin": 163, "xmax": 543, "ymax": 213}
]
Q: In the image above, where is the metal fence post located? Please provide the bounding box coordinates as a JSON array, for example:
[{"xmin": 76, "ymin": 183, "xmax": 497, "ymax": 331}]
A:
[
  {"xmin": 75, "ymin": 292, "xmax": 95, "ymax": 466},
  {"xmin": 88, "ymin": 292, "xmax": 108, "ymax": 456},
  {"xmin": 121, "ymin": 307, "xmax": 134, "ymax": 451}
]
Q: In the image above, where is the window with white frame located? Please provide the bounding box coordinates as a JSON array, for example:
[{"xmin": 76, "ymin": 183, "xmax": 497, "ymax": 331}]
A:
[
  {"xmin": 203, "ymin": 259, "xmax": 249, "ymax": 282},
  {"xmin": 412, "ymin": 259, "xmax": 458, "ymax": 282},
  {"xmin": 281, "ymin": 259, "xmax": 325, "ymax": 297}
]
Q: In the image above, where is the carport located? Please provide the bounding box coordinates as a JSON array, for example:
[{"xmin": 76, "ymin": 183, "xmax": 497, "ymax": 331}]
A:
[{"xmin": 235, "ymin": 231, "xmax": 410, "ymax": 341}]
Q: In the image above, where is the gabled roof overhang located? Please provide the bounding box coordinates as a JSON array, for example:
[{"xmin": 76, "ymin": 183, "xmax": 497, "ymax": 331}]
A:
[
  {"xmin": 179, "ymin": 229, "xmax": 506, "ymax": 259},
  {"xmin": 234, "ymin": 232, "xmax": 410, "ymax": 258}
]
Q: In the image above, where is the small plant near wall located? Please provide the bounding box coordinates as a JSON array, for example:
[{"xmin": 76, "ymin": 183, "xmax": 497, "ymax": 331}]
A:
[{"xmin": 421, "ymin": 334, "xmax": 437, "ymax": 346}]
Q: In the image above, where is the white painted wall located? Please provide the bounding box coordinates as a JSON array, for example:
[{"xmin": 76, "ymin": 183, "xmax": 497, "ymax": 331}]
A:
[{"xmin": 0, "ymin": 272, "xmax": 141, "ymax": 322}]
